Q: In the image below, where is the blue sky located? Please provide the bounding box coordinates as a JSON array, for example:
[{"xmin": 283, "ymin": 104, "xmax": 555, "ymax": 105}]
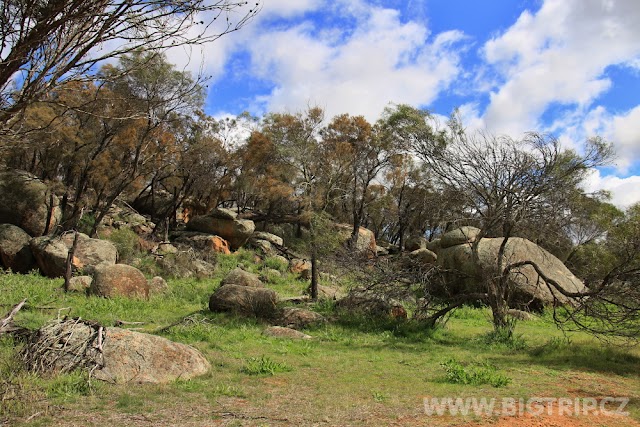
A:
[{"xmin": 172, "ymin": 0, "xmax": 640, "ymax": 208}]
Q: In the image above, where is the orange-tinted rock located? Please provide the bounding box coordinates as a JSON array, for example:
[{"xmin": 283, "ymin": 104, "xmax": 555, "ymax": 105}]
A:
[{"xmin": 90, "ymin": 263, "xmax": 149, "ymax": 299}]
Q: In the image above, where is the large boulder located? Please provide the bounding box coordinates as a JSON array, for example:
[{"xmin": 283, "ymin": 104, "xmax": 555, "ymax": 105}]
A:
[
  {"xmin": 22, "ymin": 319, "xmax": 210, "ymax": 384},
  {"xmin": 30, "ymin": 233, "xmax": 117, "ymax": 278},
  {"xmin": 89, "ymin": 263, "xmax": 150, "ymax": 299},
  {"xmin": 221, "ymin": 268, "xmax": 264, "ymax": 288},
  {"xmin": 335, "ymin": 223, "xmax": 377, "ymax": 257},
  {"xmin": 0, "ymin": 169, "xmax": 61, "ymax": 236},
  {"xmin": 0, "ymin": 224, "xmax": 35, "ymax": 273},
  {"xmin": 94, "ymin": 327, "xmax": 210, "ymax": 384},
  {"xmin": 101, "ymin": 203, "xmax": 155, "ymax": 235},
  {"xmin": 437, "ymin": 237, "xmax": 587, "ymax": 307},
  {"xmin": 186, "ymin": 209, "xmax": 255, "ymax": 250},
  {"xmin": 209, "ymin": 284, "xmax": 278, "ymax": 318},
  {"xmin": 130, "ymin": 189, "xmax": 174, "ymax": 218},
  {"xmin": 439, "ymin": 226, "xmax": 481, "ymax": 249}
]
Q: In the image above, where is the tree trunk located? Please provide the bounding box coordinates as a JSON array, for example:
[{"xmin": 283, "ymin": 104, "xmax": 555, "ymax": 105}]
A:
[{"xmin": 310, "ymin": 247, "xmax": 319, "ymax": 301}]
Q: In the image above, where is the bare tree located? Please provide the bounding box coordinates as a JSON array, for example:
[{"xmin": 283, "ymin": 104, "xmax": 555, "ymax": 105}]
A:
[
  {"xmin": 0, "ymin": 0, "xmax": 260, "ymax": 132},
  {"xmin": 413, "ymin": 117, "xmax": 613, "ymax": 332}
]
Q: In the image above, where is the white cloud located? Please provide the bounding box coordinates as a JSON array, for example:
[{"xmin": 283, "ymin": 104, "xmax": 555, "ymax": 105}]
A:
[
  {"xmin": 582, "ymin": 169, "xmax": 640, "ymax": 209},
  {"xmin": 259, "ymin": 0, "xmax": 322, "ymax": 18},
  {"xmin": 243, "ymin": 5, "xmax": 466, "ymax": 120},
  {"xmin": 552, "ymin": 103, "xmax": 640, "ymax": 173},
  {"xmin": 481, "ymin": 0, "xmax": 640, "ymax": 136}
]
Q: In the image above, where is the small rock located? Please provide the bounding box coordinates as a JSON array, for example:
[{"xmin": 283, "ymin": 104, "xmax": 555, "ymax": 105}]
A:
[
  {"xmin": 409, "ymin": 248, "xmax": 438, "ymax": 264},
  {"xmin": 209, "ymin": 284, "xmax": 278, "ymax": 318},
  {"xmin": 440, "ymin": 226, "xmax": 481, "ymax": 249},
  {"xmin": 263, "ymin": 326, "xmax": 312, "ymax": 340},
  {"xmin": 67, "ymin": 275, "xmax": 92, "ymax": 293},
  {"xmin": 156, "ymin": 243, "xmax": 178, "ymax": 255},
  {"xmin": 252, "ymin": 231, "xmax": 284, "ymax": 247},
  {"xmin": 289, "ymin": 258, "xmax": 311, "ymax": 279},
  {"xmin": 148, "ymin": 276, "xmax": 169, "ymax": 295},
  {"xmin": 278, "ymin": 308, "xmax": 326, "ymax": 330},
  {"xmin": 221, "ymin": 268, "xmax": 264, "ymax": 288}
]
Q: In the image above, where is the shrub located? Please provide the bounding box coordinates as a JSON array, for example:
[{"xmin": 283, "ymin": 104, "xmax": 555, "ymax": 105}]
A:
[
  {"xmin": 105, "ymin": 228, "xmax": 140, "ymax": 263},
  {"xmin": 263, "ymin": 256, "xmax": 289, "ymax": 272},
  {"xmin": 241, "ymin": 355, "xmax": 292, "ymax": 376},
  {"xmin": 441, "ymin": 358, "xmax": 511, "ymax": 388}
]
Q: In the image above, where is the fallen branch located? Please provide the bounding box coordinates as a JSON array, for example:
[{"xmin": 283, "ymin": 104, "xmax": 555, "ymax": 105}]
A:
[
  {"xmin": 0, "ymin": 299, "xmax": 27, "ymax": 336},
  {"xmin": 113, "ymin": 320, "xmax": 146, "ymax": 327}
]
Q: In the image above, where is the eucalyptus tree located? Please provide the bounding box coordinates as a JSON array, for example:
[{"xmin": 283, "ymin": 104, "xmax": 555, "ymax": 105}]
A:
[{"xmin": 0, "ymin": 0, "xmax": 260, "ymax": 135}]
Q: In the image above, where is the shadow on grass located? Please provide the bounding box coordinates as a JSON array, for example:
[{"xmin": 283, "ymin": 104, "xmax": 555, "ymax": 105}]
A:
[{"xmin": 527, "ymin": 339, "xmax": 640, "ymax": 376}]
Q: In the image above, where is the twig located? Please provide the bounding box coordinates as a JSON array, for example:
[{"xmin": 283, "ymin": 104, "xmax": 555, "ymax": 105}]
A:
[
  {"xmin": 113, "ymin": 320, "xmax": 146, "ymax": 326},
  {"xmin": 0, "ymin": 299, "xmax": 27, "ymax": 335}
]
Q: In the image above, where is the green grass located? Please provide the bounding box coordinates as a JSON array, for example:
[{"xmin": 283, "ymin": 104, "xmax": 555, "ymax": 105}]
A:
[
  {"xmin": 1, "ymin": 269, "xmax": 639, "ymax": 426},
  {"xmin": 241, "ymin": 355, "xmax": 292, "ymax": 376},
  {"xmin": 440, "ymin": 358, "xmax": 511, "ymax": 388}
]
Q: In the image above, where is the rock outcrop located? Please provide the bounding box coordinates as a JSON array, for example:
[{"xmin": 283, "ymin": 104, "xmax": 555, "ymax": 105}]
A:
[
  {"xmin": 30, "ymin": 233, "xmax": 118, "ymax": 278},
  {"xmin": 436, "ymin": 236, "xmax": 587, "ymax": 307},
  {"xmin": 439, "ymin": 226, "xmax": 481, "ymax": 249},
  {"xmin": 186, "ymin": 208, "xmax": 255, "ymax": 250},
  {"xmin": 0, "ymin": 169, "xmax": 61, "ymax": 236},
  {"xmin": 335, "ymin": 223, "xmax": 377, "ymax": 257}
]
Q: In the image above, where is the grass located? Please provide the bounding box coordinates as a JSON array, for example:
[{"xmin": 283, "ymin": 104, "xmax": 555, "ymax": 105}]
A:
[
  {"xmin": 1, "ymin": 267, "xmax": 639, "ymax": 426},
  {"xmin": 241, "ymin": 355, "xmax": 292, "ymax": 376},
  {"xmin": 440, "ymin": 358, "xmax": 511, "ymax": 387}
]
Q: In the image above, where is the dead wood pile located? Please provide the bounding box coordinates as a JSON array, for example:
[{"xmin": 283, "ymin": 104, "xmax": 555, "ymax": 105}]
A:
[{"xmin": 20, "ymin": 318, "xmax": 105, "ymax": 376}]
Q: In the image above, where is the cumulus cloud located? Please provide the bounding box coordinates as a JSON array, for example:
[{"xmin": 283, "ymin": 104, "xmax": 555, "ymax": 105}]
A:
[
  {"xmin": 243, "ymin": 4, "xmax": 466, "ymax": 120},
  {"xmin": 582, "ymin": 169, "xmax": 640, "ymax": 209},
  {"xmin": 481, "ymin": 0, "xmax": 640, "ymax": 135}
]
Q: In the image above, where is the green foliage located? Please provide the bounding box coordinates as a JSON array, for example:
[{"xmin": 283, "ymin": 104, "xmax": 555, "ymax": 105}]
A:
[
  {"xmin": 481, "ymin": 325, "xmax": 527, "ymax": 351},
  {"xmin": 441, "ymin": 358, "xmax": 511, "ymax": 388},
  {"xmin": 46, "ymin": 370, "xmax": 94, "ymax": 399},
  {"xmin": 241, "ymin": 355, "xmax": 292, "ymax": 376},
  {"xmin": 529, "ymin": 336, "xmax": 572, "ymax": 356},
  {"xmin": 76, "ymin": 214, "xmax": 97, "ymax": 236},
  {"xmin": 105, "ymin": 228, "xmax": 140, "ymax": 263},
  {"xmin": 263, "ymin": 256, "xmax": 288, "ymax": 272}
]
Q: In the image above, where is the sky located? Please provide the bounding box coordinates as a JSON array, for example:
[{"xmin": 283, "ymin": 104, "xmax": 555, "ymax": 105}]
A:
[{"xmin": 170, "ymin": 0, "xmax": 640, "ymax": 209}]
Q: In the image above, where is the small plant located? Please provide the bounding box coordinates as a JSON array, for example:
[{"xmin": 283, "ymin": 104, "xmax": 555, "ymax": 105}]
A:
[
  {"xmin": 46, "ymin": 370, "xmax": 94, "ymax": 399},
  {"xmin": 263, "ymin": 256, "xmax": 289, "ymax": 272},
  {"xmin": 242, "ymin": 355, "xmax": 292, "ymax": 376},
  {"xmin": 530, "ymin": 336, "xmax": 572, "ymax": 356},
  {"xmin": 210, "ymin": 384, "xmax": 246, "ymax": 398},
  {"xmin": 482, "ymin": 323, "xmax": 527, "ymax": 351},
  {"xmin": 441, "ymin": 358, "xmax": 511, "ymax": 388},
  {"xmin": 105, "ymin": 228, "xmax": 140, "ymax": 263},
  {"xmin": 372, "ymin": 391, "xmax": 387, "ymax": 402}
]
